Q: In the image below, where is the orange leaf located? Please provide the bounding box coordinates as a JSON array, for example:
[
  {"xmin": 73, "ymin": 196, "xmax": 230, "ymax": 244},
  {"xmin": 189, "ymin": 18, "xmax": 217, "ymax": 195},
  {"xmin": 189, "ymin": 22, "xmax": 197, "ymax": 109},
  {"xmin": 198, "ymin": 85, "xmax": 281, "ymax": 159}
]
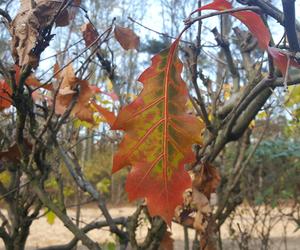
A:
[
  {"xmin": 0, "ymin": 80, "xmax": 12, "ymax": 111},
  {"xmin": 90, "ymin": 86, "xmax": 119, "ymax": 101},
  {"xmin": 91, "ymin": 101, "xmax": 116, "ymax": 126},
  {"xmin": 14, "ymin": 65, "xmax": 53, "ymax": 90},
  {"xmin": 54, "ymin": 64, "xmax": 94, "ymax": 123},
  {"xmin": 193, "ymin": 0, "xmax": 270, "ymax": 49},
  {"xmin": 54, "ymin": 64, "xmax": 115, "ymax": 125},
  {"xmin": 111, "ymin": 40, "xmax": 204, "ymax": 224},
  {"xmin": 114, "ymin": 25, "xmax": 140, "ymax": 50}
]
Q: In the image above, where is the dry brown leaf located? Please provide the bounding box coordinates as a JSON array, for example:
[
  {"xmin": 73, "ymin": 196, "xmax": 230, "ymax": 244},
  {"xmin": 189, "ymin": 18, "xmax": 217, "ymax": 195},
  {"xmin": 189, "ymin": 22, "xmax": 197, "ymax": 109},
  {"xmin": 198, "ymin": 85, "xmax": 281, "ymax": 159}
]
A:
[
  {"xmin": 0, "ymin": 141, "xmax": 32, "ymax": 164},
  {"xmin": 192, "ymin": 189, "xmax": 211, "ymax": 214},
  {"xmin": 191, "ymin": 164, "xmax": 219, "ymax": 233},
  {"xmin": 10, "ymin": 1, "xmax": 79, "ymax": 68},
  {"xmin": 192, "ymin": 189, "xmax": 211, "ymax": 232},
  {"xmin": 193, "ymin": 164, "xmax": 221, "ymax": 198},
  {"xmin": 60, "ymin": 64, "xmax": 77, "ymax": 89},
  {"xmin": 54, "ymin": 64, "xmax": 94, "ymax": 123},
  {"xmin": 81, "ymin": 23, "xmax": 98, "ymax": 47},
  {"xmin": 114, "ymin": 25, "xmax": 140, "ymax": 50}
]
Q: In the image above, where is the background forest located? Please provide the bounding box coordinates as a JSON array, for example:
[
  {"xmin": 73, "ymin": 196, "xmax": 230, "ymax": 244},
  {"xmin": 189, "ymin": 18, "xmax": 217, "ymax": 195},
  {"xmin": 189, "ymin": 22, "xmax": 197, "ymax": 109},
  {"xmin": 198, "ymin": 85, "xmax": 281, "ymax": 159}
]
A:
[{"xmin": 0, "ymin": 0, "xmax": 300, "ymax": 249}]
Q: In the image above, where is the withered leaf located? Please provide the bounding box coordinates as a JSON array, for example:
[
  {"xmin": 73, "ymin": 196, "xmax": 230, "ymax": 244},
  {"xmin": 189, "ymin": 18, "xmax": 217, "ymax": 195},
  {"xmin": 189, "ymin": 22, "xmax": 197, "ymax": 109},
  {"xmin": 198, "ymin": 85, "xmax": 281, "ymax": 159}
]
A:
[
  {"xmin": 55, "ymin": 64, "xmax": 94, "ymax": 123},
  {"xmin": 114, "ymin": 25, "xmax": 140, "ymax": 50},
  {"xmin": 193, "ymin": 164, "xmax": 220, "ymax": 198},
  {"xmin": 0, "ymin": 140, "xmax": 32, "ymax": 164},
  {"xmin": 81, "ymin": 23, "xmax": 99, "ymax": 47},
  {"xmin": 192, "ymin": 189, "xmax": 211, "ymax": 232},
  {"xmin": 10, "ymin": 0, "xmax": 79, "ymax": 68}
]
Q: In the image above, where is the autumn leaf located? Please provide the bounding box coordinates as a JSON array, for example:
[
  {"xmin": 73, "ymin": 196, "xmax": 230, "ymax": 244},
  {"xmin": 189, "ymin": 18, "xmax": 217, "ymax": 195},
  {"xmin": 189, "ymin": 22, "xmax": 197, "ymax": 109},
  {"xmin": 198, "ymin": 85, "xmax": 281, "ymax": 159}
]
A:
[
  {"xmin": 81, "ymin": 23, "xmax": 99, "ymax": 47},
  {"xmin": 192, "ymin": 0, "xmax": 270, "ymax": 49},
  {"xmin": 55, "ymin": 64, "xmax": 94, "ymax": 123},
  {"xmin": 91, "ymin": 101, "xmax": 116, "ymax": 127},
  {"xmin": 54, "ymin": 64, "xmax": 116, "ymax": 125},
  {"xmin": 267, "ymin": 47, "xmax": 300, "ymax": 75},
  {"xmin": 14, "ymin": 65, "xmax": 53, "ymax": 90},
  {"xmin": 193, "ymin": 164, "xmax": 220, "ymax": 198},
  {"xmin": 11, "ymin": 1, "xmax": 79, "ymax": 68},
  {"xmin": 0, "ymin": 80, "xmax": 12, "ymax": 111},
  {"xmin": 111, "ymin": 40, "xmax": 204, "ymax": 224},
  {"xmin": 114, "ymin": 25, "xmax": 140, "ymax": 50},
  {"xmin": 0, "ymin": 141, "xmax": 32, "ymax": 163},
  {"xmin": 194, "ymin": 0, "xmax": 300, "ymax": 76}
]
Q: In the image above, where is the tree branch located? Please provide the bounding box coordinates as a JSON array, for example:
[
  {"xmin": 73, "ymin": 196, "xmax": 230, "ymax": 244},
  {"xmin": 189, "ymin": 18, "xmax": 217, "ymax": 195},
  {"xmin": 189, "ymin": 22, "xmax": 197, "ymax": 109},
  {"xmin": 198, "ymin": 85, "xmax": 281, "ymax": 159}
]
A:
[
  {"xmin": 56, "ymin": 142, "xmax": 129, "ymax": 244},
  {"xmin": 0, "ymin": 8, "xmax": 11, "ymax": 23},
  {"xmin": 32, "ymin": 181, "xmax": 101, "ymax": 250},
  {"xmin": 282, "ymin": 0, "xmax": 300, "ymax": 52},
  {"xmin": 37, "ymin": 217, "xmax": 127, "ymax": 250}
]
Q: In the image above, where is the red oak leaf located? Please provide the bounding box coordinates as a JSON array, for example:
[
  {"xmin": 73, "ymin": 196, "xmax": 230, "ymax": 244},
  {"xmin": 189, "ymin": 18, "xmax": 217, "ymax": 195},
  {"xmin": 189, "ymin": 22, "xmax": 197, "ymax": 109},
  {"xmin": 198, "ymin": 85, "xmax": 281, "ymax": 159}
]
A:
[
  {"xmin": 192, "ymin": 0, "xmax": 270, "ymax": 49},
  {"xmin": 111, "ymin": 40, "xmax": 204, "ymax": 224}
]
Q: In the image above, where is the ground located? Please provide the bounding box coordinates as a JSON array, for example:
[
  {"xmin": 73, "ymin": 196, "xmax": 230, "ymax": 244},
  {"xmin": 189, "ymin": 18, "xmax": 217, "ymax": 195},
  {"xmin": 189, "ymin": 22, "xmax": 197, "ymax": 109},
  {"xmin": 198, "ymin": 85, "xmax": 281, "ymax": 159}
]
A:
[{"xmin": 0, "ymin": 205, "xmax": 299, "ymax": 249}]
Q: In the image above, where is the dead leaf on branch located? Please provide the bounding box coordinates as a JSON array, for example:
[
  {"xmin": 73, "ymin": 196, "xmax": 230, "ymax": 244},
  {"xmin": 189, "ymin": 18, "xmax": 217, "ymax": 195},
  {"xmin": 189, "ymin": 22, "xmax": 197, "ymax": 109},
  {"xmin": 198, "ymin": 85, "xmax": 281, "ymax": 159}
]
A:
[
  {"xmin": 0, "ymin": 140, "xmax": 32, "ymax": 164},
  {"xmin": 10, "ymin": 0, "xmax": 80, "ymax": 68},
  {"xmin": 193, "ymin": 163, "xmax": 221, "ymax": 198},
  {"xmin": 114, "ymin": 25, "xmax": 140, "ymax": 50},
  {"xmin": 54, "ymin": 64, "xmax": 116, "ymax": 125},
  {"xmin": 191, "ymin": 164, "xmax": 220, "ymax": 232},
  {"xmin": 174, "ymin": 164, "xmax": 220, "ymax": 231},
  {"xmin": 54, "ymin": 64, "xmax": 94, "ymax": 123},
  {"xmin": 192, "ymin": 189, "xmax": 211, "ymax": 232},
  {"xmin": 81, "ymin": 23, "xmax": 99, "ymax": 47}
]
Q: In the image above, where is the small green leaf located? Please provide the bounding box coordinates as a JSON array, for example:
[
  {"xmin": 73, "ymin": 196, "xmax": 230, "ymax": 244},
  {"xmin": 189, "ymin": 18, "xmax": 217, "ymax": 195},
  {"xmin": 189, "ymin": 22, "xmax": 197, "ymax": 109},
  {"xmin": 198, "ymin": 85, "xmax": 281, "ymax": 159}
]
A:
[
  {"xmin": 46, "ymin": 210, "xmax": 56, "ymax": 225},
  {"xmin": 107, "ymin": 242, "xmax": 116, "ymax": 250},
  {"xmin": 96, "ymin": 177, "xmax": 111, "ymax": 194}
]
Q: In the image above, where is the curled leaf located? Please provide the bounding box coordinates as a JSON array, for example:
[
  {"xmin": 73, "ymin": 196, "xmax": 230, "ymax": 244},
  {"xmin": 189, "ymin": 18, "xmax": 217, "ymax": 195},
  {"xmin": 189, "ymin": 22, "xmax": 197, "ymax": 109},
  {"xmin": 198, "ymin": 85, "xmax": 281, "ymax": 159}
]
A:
[
  {"xmin": 11, "ymin": 1, "xmax": 79, "ymax": 68},
  {"xmin": 193, "ymin": 164, "xmax": 220, "ymax": 198},
  {"xmin": 192, "ymin": 0, "xmax": 270, "ymax": 49}
]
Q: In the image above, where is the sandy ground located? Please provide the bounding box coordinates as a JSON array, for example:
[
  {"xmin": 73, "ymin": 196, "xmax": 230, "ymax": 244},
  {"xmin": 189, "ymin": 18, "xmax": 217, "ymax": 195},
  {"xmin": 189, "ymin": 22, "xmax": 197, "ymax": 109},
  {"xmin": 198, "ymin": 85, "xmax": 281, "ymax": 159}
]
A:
[{"xmin": 0, "ymin": 205, "xmax": 300, "ymax": 249}]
